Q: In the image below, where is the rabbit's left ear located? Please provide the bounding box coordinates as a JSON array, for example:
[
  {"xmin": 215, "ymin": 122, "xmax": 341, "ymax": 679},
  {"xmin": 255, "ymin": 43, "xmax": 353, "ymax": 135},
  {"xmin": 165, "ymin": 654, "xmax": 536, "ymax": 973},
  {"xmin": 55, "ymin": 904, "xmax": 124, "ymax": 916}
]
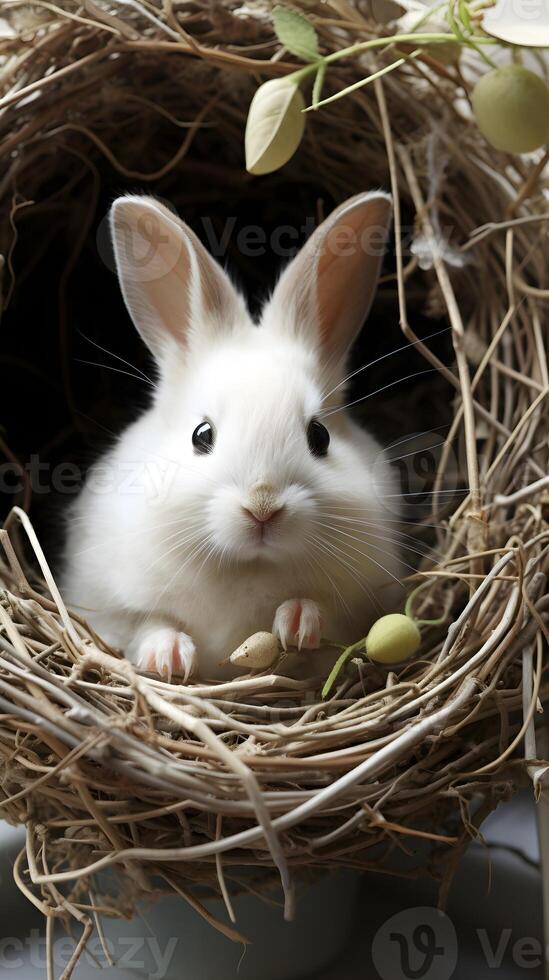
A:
[{"xmin": 263, "ymin": 192, "xmax": 391, "ymax": 362}]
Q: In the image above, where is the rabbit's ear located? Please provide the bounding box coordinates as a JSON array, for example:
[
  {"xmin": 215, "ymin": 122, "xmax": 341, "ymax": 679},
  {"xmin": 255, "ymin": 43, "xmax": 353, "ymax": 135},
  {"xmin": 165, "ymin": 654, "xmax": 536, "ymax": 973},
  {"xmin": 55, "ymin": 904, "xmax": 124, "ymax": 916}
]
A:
[
  {"xmin": 110, "ymin": 196, "xmax": 244, "ymax": 361},
  {"xmin": 263, "ymin": 192, "xmax": 391, "ymax": 362}
]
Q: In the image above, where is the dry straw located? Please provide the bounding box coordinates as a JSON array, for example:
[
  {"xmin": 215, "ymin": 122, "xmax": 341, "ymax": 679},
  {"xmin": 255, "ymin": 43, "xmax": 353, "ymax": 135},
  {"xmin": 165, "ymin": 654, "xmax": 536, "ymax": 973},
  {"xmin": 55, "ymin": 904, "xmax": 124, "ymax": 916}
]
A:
[{"xmin": 0, "ymin": 0, "xmax": 548, "ymax": 970}]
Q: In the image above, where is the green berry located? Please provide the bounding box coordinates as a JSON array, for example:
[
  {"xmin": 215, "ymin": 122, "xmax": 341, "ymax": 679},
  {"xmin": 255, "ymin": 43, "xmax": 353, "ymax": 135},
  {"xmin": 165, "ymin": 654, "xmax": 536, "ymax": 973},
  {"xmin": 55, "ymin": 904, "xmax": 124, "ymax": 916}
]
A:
[
  {"xmin": 366, "ymin": 613, "xmax": 421, "ymax": 665},
  {"xmin": 472, "ymin": 65, "xmax": 549, "ymax": 154}
]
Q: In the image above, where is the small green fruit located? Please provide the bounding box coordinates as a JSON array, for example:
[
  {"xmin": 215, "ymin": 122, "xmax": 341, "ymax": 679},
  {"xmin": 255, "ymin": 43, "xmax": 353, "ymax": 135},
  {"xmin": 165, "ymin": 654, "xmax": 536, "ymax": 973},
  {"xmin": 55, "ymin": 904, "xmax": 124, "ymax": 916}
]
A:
[
  {"xmin": 472, "ymin": 65, "xmax": 549, "ymax": 154},
  {"xmin": 366, "ymin": 613, "xmax": 420, "ymax": 665}
]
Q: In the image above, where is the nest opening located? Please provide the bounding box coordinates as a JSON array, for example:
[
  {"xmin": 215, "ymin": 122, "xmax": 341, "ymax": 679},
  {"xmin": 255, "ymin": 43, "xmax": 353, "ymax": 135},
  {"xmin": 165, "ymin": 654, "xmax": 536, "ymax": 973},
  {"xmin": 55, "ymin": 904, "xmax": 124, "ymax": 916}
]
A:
[{"xmin": 2, "ymin": 128, "xmax": 454, "ymax": 547}]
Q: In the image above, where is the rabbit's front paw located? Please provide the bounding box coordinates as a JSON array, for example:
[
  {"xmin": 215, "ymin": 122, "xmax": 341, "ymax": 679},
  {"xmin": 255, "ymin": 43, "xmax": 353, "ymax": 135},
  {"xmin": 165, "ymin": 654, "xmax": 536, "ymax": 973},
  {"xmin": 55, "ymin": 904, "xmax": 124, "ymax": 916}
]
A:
[
  {"xmin": 273, "ymin": 599, "xmax": 321, "ymax": 651},
  {"xmin": 136, "ymin": 627, "xmax": 197, "ymax": 682}
]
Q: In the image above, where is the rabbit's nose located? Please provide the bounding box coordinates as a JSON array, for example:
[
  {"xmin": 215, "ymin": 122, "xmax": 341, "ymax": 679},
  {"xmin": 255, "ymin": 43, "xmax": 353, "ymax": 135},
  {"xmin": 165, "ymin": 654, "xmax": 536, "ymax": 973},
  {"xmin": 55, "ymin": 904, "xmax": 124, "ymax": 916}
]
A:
[
  {"xmin": 244, "ymin": 484, "xmax": 283, "ymax": 525},
  {"xmin": 243, "ymin": 506, "xmax": 282, "ymax": 526}
]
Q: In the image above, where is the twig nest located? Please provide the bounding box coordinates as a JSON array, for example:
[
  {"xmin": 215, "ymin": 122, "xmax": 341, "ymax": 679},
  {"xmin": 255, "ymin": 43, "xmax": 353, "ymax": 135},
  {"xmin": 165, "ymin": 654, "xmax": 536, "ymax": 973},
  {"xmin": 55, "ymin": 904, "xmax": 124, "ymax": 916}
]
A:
[
  {"xmin": 472, "ymin": 65, "xmax": 549, "ymax": 154},
  {"xmin": 230, "ymin": 631, "xmax": 279, "ymax": 669},
  {"xmin": 366, "ymin": 614, "xmax": 421, "ymax": 665}
]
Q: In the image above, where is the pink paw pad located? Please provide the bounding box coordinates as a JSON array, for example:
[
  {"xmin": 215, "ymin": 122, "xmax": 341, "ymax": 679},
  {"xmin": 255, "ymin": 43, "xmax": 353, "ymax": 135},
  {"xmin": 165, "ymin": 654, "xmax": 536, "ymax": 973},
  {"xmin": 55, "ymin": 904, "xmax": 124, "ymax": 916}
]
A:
[
  {"xmin": 272, "ymin": 599, "xmax": 321, "ymax": 651},
  {"xmin": 136, "ymin": 628, "xmax": 197, "ymax": 682}
]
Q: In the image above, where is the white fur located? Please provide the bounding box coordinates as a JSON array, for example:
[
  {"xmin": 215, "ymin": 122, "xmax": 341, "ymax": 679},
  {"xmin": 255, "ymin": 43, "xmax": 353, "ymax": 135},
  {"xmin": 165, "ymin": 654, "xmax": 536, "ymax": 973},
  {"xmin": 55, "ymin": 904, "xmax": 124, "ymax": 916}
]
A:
[{"xmin": 62, "ymin": 193, "xmax": 402, "ymax": 680}]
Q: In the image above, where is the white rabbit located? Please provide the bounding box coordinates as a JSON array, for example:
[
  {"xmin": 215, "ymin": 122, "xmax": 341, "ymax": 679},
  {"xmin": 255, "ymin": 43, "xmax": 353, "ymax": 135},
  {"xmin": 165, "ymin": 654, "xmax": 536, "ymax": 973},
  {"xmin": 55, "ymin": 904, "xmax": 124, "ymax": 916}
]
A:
[{"xmin": 62, "ymin": 192, "xmax": 402, "ymax": 680}]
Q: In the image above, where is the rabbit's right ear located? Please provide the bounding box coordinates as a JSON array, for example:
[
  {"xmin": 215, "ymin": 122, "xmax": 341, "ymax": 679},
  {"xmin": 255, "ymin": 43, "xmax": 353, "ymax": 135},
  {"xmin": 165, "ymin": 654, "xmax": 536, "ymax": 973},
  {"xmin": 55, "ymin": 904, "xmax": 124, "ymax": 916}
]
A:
[{"xmin": 110, "ymin": 196, "xmax": 245, "ymax": 362}]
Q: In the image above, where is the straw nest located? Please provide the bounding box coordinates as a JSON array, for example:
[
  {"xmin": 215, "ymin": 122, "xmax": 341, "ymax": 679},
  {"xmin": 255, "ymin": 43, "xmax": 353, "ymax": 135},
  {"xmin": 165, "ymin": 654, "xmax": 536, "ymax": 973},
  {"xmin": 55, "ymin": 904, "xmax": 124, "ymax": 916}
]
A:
[{"xmin": 0, "ymin": 0, "xmax": 548, "ymax": 964}]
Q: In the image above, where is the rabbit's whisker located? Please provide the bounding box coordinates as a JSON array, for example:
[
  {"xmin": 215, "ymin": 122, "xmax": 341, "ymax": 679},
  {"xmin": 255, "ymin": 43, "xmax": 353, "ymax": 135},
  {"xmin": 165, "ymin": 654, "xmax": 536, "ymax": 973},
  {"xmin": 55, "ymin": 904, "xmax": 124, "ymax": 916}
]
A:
[
  {"xmin": 314, "ymin": 524, "xmax": 406, "ymax": 584},
  {"xmin": 69, "ymin": 516, "xmax": 204, "ymax": 559},
  {"xmin": 313, "ymin": 519, "xmax": 438, "ymax": 566},
  {"xmin": 321, "ymin": 326, "xmax": 450, "ymax": 402},
  {"xmin": 306, "ymin": 532, "xmax": 380, "ymax": 612},
  {"xmin": 320, "ymin": 368, "xmax": 438, "ymax": 419},
  {"xmin": 76, "ymin": 359, "xmax": 157, "ymax": 389},
  {"xmin": 78, "ymin": 329, "xmax": 157, "ymax": 388},
  {"xmin": 315, "ymin": 515, "xmax": 444, "ymax": 561},
  {"xmin": 314, "ymin": 509, "xmax": 450, "ymax": 533},
  {"xmin": 302, "ymin": 540, "xmax": 354, "ymax": 621},
  {"xmin": 141, "ymin": 535, "xmax": 213, "ymax": 624},
  {"xmin": 137, "ymin": 528, "xmax": 207, "ymax": 578}
]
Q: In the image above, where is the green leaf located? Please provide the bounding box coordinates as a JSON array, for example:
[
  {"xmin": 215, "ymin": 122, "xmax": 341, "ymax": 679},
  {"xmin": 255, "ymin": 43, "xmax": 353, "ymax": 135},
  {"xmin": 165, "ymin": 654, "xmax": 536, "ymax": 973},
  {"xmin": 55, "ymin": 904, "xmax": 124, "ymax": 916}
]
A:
[
  {"xmin": 245, "ymin": 77, "xmax": 306, "ymax": 175},
  {"xmin": 458, "ymin": 0, "xmax": 472, "ymax": 33},
  {"xmin": 273, "ymin": 5, "xmax": 319, "ymax": 62},
  {"xmin": 446, "ymin": 4, "xmax": 465, "ymax": 41}
]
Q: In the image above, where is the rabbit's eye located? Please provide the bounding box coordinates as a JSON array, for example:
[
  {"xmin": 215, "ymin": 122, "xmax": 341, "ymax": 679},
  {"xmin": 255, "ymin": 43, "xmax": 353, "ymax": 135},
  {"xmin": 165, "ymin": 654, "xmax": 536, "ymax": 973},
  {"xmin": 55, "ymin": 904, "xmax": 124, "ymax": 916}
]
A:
[
  {"xmin": 307, "ymin": 419, "xmax": 330, "ymax": 458},
  {"xmin": 192, "ymin": 421, "xmax": 214, "ymax": 454}
]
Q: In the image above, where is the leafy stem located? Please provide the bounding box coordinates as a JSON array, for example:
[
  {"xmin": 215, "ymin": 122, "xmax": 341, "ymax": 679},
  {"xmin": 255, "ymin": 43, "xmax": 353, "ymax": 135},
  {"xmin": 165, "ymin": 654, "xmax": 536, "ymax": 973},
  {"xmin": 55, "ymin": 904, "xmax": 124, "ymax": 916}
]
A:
[
  {"xmin": 290, "ymin": 29, "xmax": 497, "ymax": 87},
  {"xmin": 305, "ymin": 49, "xmax": 421, "ymax": 112},
  {"xmin": 286, "ymin": 28, "xmax": 499, "ymax": 110},
  {"xmin": 311, "ymin": 60, "xmax": 326, "ymax": 109},
  {"xmin": 405, "ymin": 582, "xmax": 448, "ymax": 627},
  {"xmin": 448, "ymin": 0, "xmax": 498, "ymax": 67},
  {"xmin": 322, "ymin": 638, "xmax": 366, "ymax": 699}
]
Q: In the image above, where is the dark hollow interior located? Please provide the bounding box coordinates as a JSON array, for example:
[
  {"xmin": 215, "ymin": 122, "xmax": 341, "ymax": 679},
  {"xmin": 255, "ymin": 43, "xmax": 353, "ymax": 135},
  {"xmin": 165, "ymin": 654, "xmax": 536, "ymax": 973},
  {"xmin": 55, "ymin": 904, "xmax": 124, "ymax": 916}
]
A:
[{"xmin": 1, "ymin": 124, "xmax": 457, "ymax": 574}]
